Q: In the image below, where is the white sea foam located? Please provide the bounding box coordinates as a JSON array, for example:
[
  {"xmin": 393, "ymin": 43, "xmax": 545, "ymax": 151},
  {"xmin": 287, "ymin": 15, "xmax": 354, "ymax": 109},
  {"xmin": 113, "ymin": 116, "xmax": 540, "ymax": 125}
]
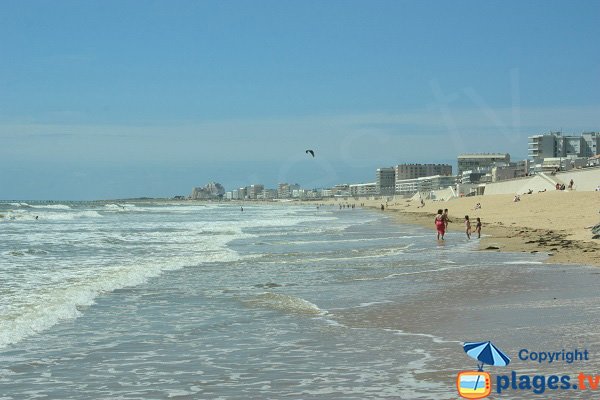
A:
[
  {"xmin": 3, "ymin": 209, "xmax": 103, "ymax": 221},
  {"xmin": 502, "ymin": 260, "xmax": 544, "ymax": 265},
  {"xmin": 0, "ymin": 208, "xmax": 251, "ymax": 348},
  {"xmin": 30, "ymin": 204, "xmax": 72, "ymax": 210},
  {"xmin": 352, "ymin": 265, "xmax": 472, "ymax": 281},
  {"xmin": 356, "ymin": 300, "xmax": 394, "ymax": 308},
  {"xmin": 8, "ymin": 202, "xmax": 30, "ymax": 207},
  {"xmin": 381, "ymin": 328, "xmax": 461, "ymax": 344},
  {"xmin": 243, "ymin": 292, "xmax": 325, "ymax": 316},
  {"xmin": 43, "ymin": 210, "xmax": 103, "ymax": 220},
  {"xmin": 0, "ymin": 247, "xmax": 244, "ymax": 348}
]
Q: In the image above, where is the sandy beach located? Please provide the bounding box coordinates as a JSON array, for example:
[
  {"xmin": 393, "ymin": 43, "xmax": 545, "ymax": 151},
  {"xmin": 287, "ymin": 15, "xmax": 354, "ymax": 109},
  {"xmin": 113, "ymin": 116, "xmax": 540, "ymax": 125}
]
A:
[{"xmin": 320, "ymin": 191, "xmax": 600, "ymax": 267}]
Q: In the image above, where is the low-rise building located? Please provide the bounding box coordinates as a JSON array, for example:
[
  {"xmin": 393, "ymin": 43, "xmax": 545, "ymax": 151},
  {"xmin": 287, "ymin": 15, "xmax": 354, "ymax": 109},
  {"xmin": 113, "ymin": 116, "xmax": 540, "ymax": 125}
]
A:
[
  {"xmin": 395, "ymin": 175, "xmax": 456, "ymax": 196},
  {"xmin": 489, "ymin": 160, "xmax": 530, "ymax": 182},
  {"xmin": 457, "ymin": 154, "xmax": 510, "ymax": 175},
  {"xmin": 332, "ymin": 184, "xmax": 351, "ymax": 196},
  {"xmin": 349, "ymin": 182, "xmax": 377, "ymax": 196},
  {"xmin": 395, "ymin": 163, "xmax": 452, "ymax": 180},
  {"xmin": 257, "ymin": 189, "xmax": 277, "ymax": 200}
]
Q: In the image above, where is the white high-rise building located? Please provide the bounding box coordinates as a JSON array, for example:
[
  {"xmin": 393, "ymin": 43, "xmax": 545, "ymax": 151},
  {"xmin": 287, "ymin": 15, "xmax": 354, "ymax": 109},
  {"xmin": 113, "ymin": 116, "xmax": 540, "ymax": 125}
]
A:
[{"xmin": 528, "ymin": 132, "xmax": 600, "ymax": 161}]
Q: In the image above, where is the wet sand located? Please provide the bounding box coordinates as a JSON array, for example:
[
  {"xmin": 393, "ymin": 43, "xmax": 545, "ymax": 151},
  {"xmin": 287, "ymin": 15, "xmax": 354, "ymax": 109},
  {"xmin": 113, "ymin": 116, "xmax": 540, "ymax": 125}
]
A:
[{"xmin": 328, "ymin": 251, "xmax": 600, "ymax": 399}]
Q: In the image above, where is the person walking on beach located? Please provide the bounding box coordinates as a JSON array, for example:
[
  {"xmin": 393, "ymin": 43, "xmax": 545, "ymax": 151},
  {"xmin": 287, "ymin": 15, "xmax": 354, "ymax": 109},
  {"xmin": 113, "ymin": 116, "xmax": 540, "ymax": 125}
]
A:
[
  {"xmin": 464, "ymin": 215, "xmax": 471, "ymax": 239},
  {"xmin": 442, "ymin": 208, "xmax": 450, "ymax": 230},
  {"xmin": 475, "ymin": 217, "xmax": 482, "ymax": 238},
  {"xmin": 435, "ymin": 209, "xmax": 445, "ymax": 240}
]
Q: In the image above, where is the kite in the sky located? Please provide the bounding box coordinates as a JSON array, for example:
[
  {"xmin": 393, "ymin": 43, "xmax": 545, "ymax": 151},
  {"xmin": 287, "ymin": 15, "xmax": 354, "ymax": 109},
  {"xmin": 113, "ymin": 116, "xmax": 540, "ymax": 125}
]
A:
[{"xmin": 305, "ymin": 149, "xmax": 315, "ymax": 157}]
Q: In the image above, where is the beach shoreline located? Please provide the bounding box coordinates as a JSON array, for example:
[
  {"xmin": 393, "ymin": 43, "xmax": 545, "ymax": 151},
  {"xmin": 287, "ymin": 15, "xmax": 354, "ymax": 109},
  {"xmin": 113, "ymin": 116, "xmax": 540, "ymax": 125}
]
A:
[
  {"xmin": 11, "ymin": 194, "xmax": 595, "ymax": 266},
  {"xmin": 316, "ymin": 191, "xmax": 600, "ymax": 267}
]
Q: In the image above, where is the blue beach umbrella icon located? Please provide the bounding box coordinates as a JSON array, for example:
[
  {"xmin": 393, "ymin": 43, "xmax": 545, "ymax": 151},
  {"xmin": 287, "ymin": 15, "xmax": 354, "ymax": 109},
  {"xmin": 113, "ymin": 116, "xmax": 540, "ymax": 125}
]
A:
[{"xmin": 463, "ymin": 341, "xmax": 511, "ymax": 371}]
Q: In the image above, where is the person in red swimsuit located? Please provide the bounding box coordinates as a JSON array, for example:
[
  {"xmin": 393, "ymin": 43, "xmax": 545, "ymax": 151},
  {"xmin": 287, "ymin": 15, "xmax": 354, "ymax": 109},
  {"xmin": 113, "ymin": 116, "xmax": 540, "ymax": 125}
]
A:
[{"xmin": 435, "ymin": 209, "xmax": 445, "ymax": 240}]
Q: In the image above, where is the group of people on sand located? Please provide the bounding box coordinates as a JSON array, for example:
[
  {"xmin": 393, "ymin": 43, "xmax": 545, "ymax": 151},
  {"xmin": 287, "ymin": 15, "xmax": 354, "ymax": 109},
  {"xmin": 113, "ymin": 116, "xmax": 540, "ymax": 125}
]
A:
[
  {"xmin": 435, "ymin": 208, "xmax": 481, "ymax": 240},
  {"xmin": 555, "ymin": 179, "xmax": 575, "ymax": 191}
]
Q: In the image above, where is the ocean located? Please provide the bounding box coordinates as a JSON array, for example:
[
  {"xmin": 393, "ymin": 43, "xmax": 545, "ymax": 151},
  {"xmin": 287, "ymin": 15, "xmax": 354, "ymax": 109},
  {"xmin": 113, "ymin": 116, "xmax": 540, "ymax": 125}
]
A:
[{"xmin": 1, "ymin": 202, "xmax": 599, "ymax": 399}]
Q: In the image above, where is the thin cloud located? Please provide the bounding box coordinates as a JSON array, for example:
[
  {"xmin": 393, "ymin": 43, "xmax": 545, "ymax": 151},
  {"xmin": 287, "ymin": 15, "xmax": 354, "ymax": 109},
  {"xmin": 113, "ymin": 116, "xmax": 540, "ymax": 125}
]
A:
[{"xmin": 1, "ymin": 105, "xmax": 598, "ymax": 165}]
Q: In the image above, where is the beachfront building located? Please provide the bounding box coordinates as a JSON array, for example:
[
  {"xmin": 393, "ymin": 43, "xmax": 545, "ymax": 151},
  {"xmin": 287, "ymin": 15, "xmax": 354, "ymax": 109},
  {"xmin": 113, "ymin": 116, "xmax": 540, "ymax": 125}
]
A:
[
  {"xmin": 490, "ymin": 160, "xmax": 530, "ymax": 182},
  {"xmin": 291, "ymin": 189, "xmax": 318, "ymax": 199},
  {"xmin": 320, "ymin": 189, "xmax": 334, "ymax": 197},
  {"xmin": 191, "ymin": 182, "xmax": 225, "ymax": 200},
  {"xmin": 395, "ymin": 175, "xmax": 456, "ymax": 196},
  {"xmin": 457, "ymin": 154, "xmax": 510, "ymax": 175},
  {"xmin": 332, "ymin": 184, "xmax": 351, "ymax": 197},
  {"xmin": 459, "ymin": 159, "xmax": 530, "ymax": 184},
  {"xmin": 277, "ymin": 183, "xmax": 301, "ymax": 199},
  {"xmin": 528, "ymin": 131, "xmax": 600, "ymax": 173},
  {"xmin": 237, "ymin": 187, "xmax": 247, "ymax": 200},
  {"xmin": 582, "ymin": 132, "xmax": 600, "ymax": 157},
  {"xmin": 246, "ymin": 184, "xmax": 264, "ymax": 200},
  {"xmin": 349, "ymin": 182, "xmax": 377, "ymax": 197},
  {"xmin": 394, "ymin": 163, "xmax": 452, "ymax": 180},
  {"xmin": 376, "ymin": 167, "xmax": 396, "ymax": 195},
  {"xmin": 459, "ymin": 170, "xmax": 488, "ymax": 185},
  {"xmin": 257, "ymin": 189, "xmax": 277, "ymax": 200},
  {"xmin": 537, "ymin": 157, "xmax": 589, "ymax": 173},
  {"xmin": 528, "ymin": 134, "xmax": 558, "ymax": 161},
  {"xmin": 528, "ymin": 131, "xmax": 600, "ymax": 162}
]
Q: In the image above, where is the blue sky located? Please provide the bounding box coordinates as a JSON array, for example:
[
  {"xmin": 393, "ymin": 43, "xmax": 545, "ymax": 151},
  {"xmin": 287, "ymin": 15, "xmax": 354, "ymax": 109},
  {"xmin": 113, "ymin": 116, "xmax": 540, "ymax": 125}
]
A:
[{"xmin": 1, "ymin": 0, "xmax": 599, "ymax": 199}]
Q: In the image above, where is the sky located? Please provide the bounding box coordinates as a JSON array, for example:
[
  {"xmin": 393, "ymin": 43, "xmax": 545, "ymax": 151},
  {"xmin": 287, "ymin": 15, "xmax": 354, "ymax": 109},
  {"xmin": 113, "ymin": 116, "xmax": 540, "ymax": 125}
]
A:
[{"xmin": 1, "ymin": 0, "xmax": 599, "ymax": 200}]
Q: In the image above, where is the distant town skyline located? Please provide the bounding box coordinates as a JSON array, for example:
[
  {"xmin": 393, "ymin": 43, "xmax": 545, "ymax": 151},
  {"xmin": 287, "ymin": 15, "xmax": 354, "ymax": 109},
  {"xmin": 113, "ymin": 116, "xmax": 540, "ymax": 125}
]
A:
[{"xmin": 1, "ymin": 1, "xmax": 599, "ymax": 200}]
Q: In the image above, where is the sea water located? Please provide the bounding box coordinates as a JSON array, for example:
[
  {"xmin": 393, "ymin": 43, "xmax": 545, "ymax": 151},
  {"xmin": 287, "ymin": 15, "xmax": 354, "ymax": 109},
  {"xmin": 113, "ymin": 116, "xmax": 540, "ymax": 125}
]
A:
[{"xmin": 1, "ymin": 202, "xmax": 599, "ymax": 399}]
